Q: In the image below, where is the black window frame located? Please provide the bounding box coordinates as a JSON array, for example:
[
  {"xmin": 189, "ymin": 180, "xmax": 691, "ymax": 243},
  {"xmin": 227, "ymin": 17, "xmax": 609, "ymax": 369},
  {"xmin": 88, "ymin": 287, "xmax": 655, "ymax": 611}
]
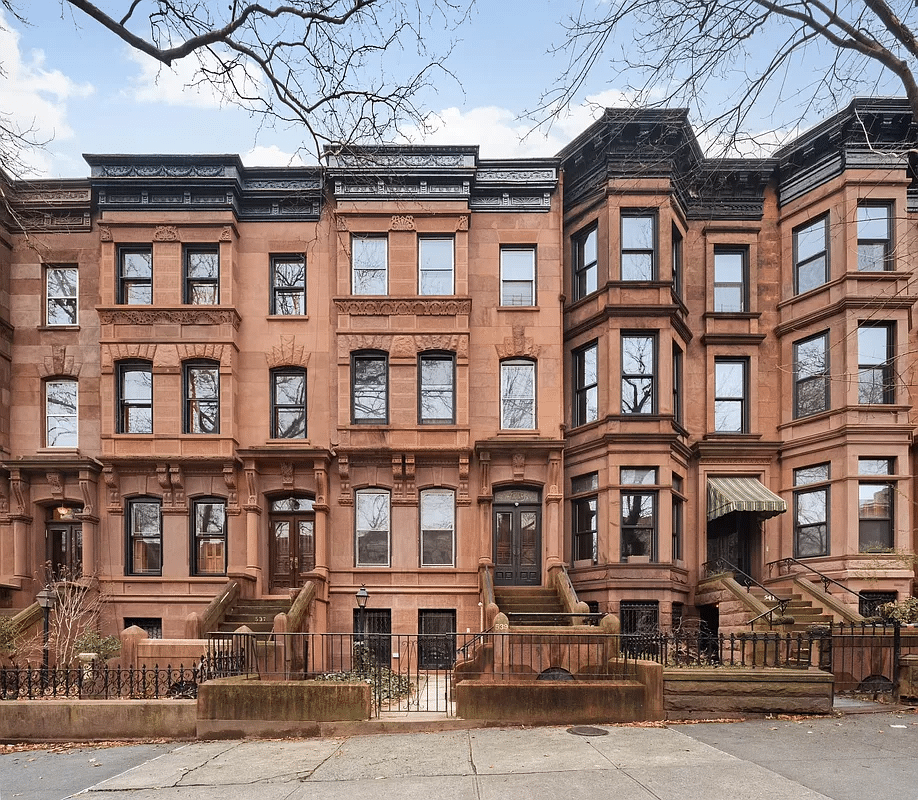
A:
[
  {"xmin": 713, "ymin": 246, "xmax": 748, "ymax": 313},
  {"xmin": 571, "ymin": 472, "xmax": 599, "ymax": 564},
  {"xmin": 183, "ymin": 359, "xmax": 220, "ymax": 434},
  {"xmin": 183, "ymin": 246, "xmax": 220, "ymax": 305},
  {"xmin": 857, "ymin": 322, "xmax": 895, "ymax": 405},
  {"xmin": 793, "ymin": 464, "xmax": 830, "ymax": 558},
  {"xmin": 672, "ymin": 343, "xmax": 683, "ymax": 426},
  {"xmin": 621, "ymin": 332, "xmax": 656, "ymax": 415},
  {"xmin": 45, "ymin": 264, "xmax": 78, "ymax": 326},
  {"xmin": 857, "ymin": 202, "xmax": 893, "ymax": 272},
  {"xmin": 573, "ymin": 340, "xmax": 599, "ymax": 427},
  {"xmin": 271, "ymin": 366, "xmax": 307, "ymax": 439},
  {"xmin": 270, "ymin": 254, "xmax": 307, "ymax": 315},
  {"xmin": 671, "ymin": 225, "xmax": 683, "ymax": 299},
  {"xmin": 859, "ymin": 481, "xmax": 894, "ymax": 552},
  {"xmin": 118, "ymin": 246, "xmax": 153, "ymax": 305},
  {"xmin": 713, "ymin": 357, "xmax": 748, "ymax": 433},
  {"xmin": 352, "ymin": 350, "xmax": 389, "ymax": 424},
  {"xmin": 672, "ymin": 474, "xmax": 684, "ymax": 562},
  {"xmin": 620, "ymin": 467, "xmax": 658, "ymax": 562},
  {"xmin": 793, "ymin": 214, "xmax": 829, "ymax": 294},
  {"xmin": 620, "ymin": 211, "xmax": 656, "ymax": 281},
  {"xmin": 126, "ymin": 497, "xmax": 163, "ymax": 576},
  {"xmin": 793, "ymin": 331, "xmax": 829, "ymax": 418},
  {"xmin": 117, "ymin": 360, "xmax": 153, "ymax": 434},
  {"xmin": 191, "ymin": 497, "xmax": 228, "ymax": 576},
  {"xmin": 572, "ymin": 224, "xmax": 598, "ymax": 300},
  {"xmin": 418, "ymin": 351, "xmax": 456, "ymax": 425}
]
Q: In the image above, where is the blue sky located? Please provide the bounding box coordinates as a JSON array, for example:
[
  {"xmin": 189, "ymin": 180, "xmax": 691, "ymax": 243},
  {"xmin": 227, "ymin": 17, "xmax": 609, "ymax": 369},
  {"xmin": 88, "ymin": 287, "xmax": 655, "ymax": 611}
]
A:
[{"xmin": 0, "ymin": 2, "xmax": 904, "ymax": 178}]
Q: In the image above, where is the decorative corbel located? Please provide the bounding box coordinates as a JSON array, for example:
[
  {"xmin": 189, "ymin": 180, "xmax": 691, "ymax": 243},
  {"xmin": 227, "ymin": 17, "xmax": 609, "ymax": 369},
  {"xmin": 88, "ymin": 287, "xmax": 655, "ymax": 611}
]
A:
[
  {"xmin": 404, "ymin": 455, "xmax": 417, "ymax": 504},
  {"xmin": 512, "ymin": 452, "xmax": 526, "ymax": 480},
  {"xmin": 392, "ymin": 455, "xmax": 404, "ymax": 502},
  {"xmin": 281, "ymin": 461, "xmax": 294, "ymax": 489},
  {"xmin": 78, "ymin": 469, "xmax": 95, "ymax": 517},
  {"xmin": 244, "ymin": 465, "xmax": 259, "ymax": 510},
  {"xmin": 223, "ymin": 463, "xmax": 240, "ymax": 515},
  {"xmin": 46, "ymin": 471, "xmax": 64, "ymax": 502},
  {"xmin": 338, "ymin": 455, "xmax": 352, "ymax": 505},
  {"xmin": 156, "ymin": 464, "xmax": 173, "ymax": 507},
  {"xmin": 102, "ymin": 466, "xmax": 121, "ymax": 513},
  {"xmin": 457, "ymin": 455, "xmax": 470, "ymax": 505},
  {"xmin": 169, "ymin": 465, "xmax": 185, "ymax": 509},
  {"xmin": 314, "ymin": 460, "xmax": 328, "ymax": 507}
]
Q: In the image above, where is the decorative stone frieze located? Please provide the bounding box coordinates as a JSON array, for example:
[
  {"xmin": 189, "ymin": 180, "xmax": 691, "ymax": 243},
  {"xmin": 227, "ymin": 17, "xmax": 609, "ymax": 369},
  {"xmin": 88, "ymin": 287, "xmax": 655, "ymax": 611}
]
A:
[
  {"xmin": 153, "ymin": 225, "xmax": 180, "ymax": 241},
  {"xmin": 281, "ymin": 461, "xmax": 294, "ymax": 488},
  {"xmin": 37, "ymin": 345, "xmax": 81, "ymax": 378},
  {"xmin": 456, "ymin": 216, "xmax": 469, "ymax": 231},
  {"xmin": 219, "ymin": 226, "xmax": 233, "ymax": 241},
  {"xmin": 177, "ymin": 343, "xmax": 226, "ymax": 364},
  {"xmin": 390, "ymin": 215, "xmax": 415, "ymax": 230},
  {"xmin": 98, "ymin": 308, "xmax": 242, "ymax": 329},
  {"xmin": 495, "ymin": 325, "xmax": 541, "ymax": 359},
  {"xmin": 102, "ymin": 343, "xmax": 157, "ymax": 369},
  {"xmin": 334, "ymin": 298, "xmax": 471, "ymax": 316},
  {"xmin": 99, "ymin": 226, "xmax": 113, "ymax": 241},
  {"xmin": 337, "ymin": 332, "xmax": 469, "ymax": 359}
]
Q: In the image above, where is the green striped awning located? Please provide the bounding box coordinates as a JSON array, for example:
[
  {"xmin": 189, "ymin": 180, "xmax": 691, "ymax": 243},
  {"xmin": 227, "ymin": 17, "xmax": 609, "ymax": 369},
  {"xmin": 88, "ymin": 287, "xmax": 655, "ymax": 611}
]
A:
[{"xmin": 706, "ymin": 477, "xmax": 786, "ymax": 522}]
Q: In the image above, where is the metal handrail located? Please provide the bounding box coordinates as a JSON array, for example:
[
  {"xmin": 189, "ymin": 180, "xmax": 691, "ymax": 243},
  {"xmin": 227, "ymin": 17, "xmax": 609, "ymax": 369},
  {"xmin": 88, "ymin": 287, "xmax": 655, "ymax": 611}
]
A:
[
  {"xmin": 766, "ymin": 556, "xmax": 862, "ymax": 602},
  {"xmin": 702, "ymin": 558, "xmax": 791, "ymax": 623},
  {"xmin": 456, "ymin": 626, "xmax": 494, "ymax": 660}
]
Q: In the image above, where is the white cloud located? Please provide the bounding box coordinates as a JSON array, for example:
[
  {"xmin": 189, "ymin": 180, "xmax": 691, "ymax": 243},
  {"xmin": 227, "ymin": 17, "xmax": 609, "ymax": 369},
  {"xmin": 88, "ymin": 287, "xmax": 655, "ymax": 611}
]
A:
[
  {"xmin": 242, "ymin": 145, "xmax": 308, "ymax": 167},
  {"xmin": 0, "ymin": 10, "xmax": 94, "ymax": 177},
  {"xmin": 126, "ymin": 48, "xmax": 262, "ymax": 110}
]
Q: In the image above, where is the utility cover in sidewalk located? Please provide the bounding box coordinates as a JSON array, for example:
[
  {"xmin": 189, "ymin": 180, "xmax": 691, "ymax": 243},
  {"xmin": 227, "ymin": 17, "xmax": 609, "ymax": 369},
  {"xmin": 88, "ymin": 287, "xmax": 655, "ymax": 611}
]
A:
[{"xmin": 567, "ymin": 726, "xmax": 609, "ymax": 736}]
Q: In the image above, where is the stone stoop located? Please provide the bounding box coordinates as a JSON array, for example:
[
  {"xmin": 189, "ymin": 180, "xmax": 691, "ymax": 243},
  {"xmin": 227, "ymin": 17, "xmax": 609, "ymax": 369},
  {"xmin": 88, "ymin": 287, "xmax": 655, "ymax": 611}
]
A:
[
  {"xmin": 748, "ymin": 587, "xmax": 834, "ymax": 633},
  {"xmin": 217, "ymin": 597, "xmax": 292, "ymax": 633},
  {"xmin": 493, "ymin": 586, "xmax": 569, "ymax": 627}
]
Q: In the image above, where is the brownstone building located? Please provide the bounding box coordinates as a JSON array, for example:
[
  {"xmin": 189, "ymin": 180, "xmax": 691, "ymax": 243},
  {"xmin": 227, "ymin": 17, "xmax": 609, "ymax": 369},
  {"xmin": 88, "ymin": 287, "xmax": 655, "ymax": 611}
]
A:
[{"xmin": 0, "ymin": 98, "xmax": 915, "ymax": 640}]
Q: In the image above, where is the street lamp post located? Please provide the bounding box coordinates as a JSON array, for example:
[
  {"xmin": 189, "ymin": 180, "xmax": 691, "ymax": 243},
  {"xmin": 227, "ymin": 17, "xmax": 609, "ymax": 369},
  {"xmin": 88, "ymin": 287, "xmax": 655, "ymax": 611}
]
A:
[
  {"xmin": 35, "ymin": 588, "xmax": 56, "ymax": 686},
  {"xmin": 355, "ymin": 584, "xmax": 369, "ymax": 638}
]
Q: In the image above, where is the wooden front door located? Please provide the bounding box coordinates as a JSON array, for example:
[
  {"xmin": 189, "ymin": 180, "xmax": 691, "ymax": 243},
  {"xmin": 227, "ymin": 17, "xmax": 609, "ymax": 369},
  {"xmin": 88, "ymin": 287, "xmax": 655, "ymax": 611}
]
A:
[
  {"xmin": 269, "ymin": 496, "xmax": 315, "ymax": 593},
  {"xmin": 493, "ymin": 487, "xmax": 541, "ymax": 586}
]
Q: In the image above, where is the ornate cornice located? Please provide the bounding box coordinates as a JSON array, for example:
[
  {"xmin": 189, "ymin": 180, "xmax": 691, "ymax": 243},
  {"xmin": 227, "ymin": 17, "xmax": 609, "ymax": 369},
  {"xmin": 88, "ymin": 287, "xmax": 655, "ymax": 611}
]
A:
[
  {"xmin": 335, "ymin": 298, "xmax": 471, "ymax": 316},
  {"xmin": 98, "ymin": 307, "xmax": 242, "ymax": 329},
  {"xmin": 95, "ymin": 164, "xmax": 227, "ymax": 178}
]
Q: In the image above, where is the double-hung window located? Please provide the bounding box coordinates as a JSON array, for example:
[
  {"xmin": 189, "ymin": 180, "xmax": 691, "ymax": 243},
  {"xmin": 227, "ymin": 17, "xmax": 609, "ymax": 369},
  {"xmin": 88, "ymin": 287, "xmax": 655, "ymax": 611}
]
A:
[
  {"xmin": 573, "ymin": 341, "xmax": 598, "ymax": 427},
  {"xmin": 500, "ymin": 247, "xmax": 536, "ymax": 306},
  {"xmin": 46, "ymin": 379, "xmax": 78, "ymax": 447},
  {"xmin": 620, "ymin": 212, "xmax": 655, "ymax": 281},
  {"xmin": 858, "ymin": 323, "xmax": 894, "ymax": 404},
  {"xmin": 794, "ymin": 215, "xmax": 828, "ymax": 294},
  {"xmin": 621, "ymin": 333, "xmax": 656, "ymax": 415},
  {"xmin": 356, "ymin": 488, "xmax": 390, "ymax": 567},
  {"xmin": 793, "ymin": 332, "xmax": 829, "ymax": 418},
  {"xmin": 184, "ymin": 361, "xmax": 220, "ymax": 434},
  {"xmin": 271, "ymin": 255, "xmax": 306, "ymax": 314},
  {"xmin": 500, "ymin": 359, "xmax": 536, "ymax": 429},
  {"xmin": 184, "ymin": 247, "xmax": 219, "ymax": 305},
  {"xmin": 192, "ymin": 498, "xmax": 227, "ymax": 575},
  {"xmin": 352, "ymin": 236, "xmax": 388, "ymax": 294},
  {"xmin": 418, "ymin": 352, "xmax": 455, "ymax": 424},
  {"xmin": 794, "ymin": 464, "xmax": 830, "ymax": 558},
  {"xmin": 352, "ymin": 351, "xmax": 388, "ymax": 424},
  {"xmin": 672, "ymin": 226, "xmax": 683, "ymax": 299},
  {"xmin": 859, "ymin": 458, "xmax": 894, "ymax": 552},
  {"xmin": 573, "ymin": 225, "xmax": 598, "ymax": 300},
  {"xmin": 117, "ymin": 361, "xmax": 153, "ymax": 434},
  {"xmin": 672, "ymin": 344, "xmax": 683, "ymax": 426},
  {"xmin": 271, "ymin": 367, "xmax": 307, "ymax": 438},
  {"xmin": 420, "ymin": 489, "xmax": 455, "ymax": 566},
  {"xmin": 127, "ymin": 498, "xmax": 162, "ymax": 575},
  {"xmin": 713, "ymin": 247, "xmax": 747, "ymax": 312},
  {"xmin": 714, "ymin": 358, "xmax": 748, "ymax": 432},
  {"xmin": 46, "ymin": 266, "xmax": 78, "ymax": 325},
  {"xmin": 571, "ymin": 473, "xmax": 599, "ymax": 564},
  {"xmin": 672, "ymin": 475, "xmax": 684, "ymax": 562},
  {"xmin": 857, "ymin": 203, "xmax": 892, "ymax": 271},
  {"xmin": 118, "ymin": 247, "xmax": 153, "ymax": 305},
  {"xmin": 419, "ymin": 237, "xmax": 454, "ymax": 295},
  {"xmin": 620, "ymin": 468, "xmax": 657, "ymax": 561}
]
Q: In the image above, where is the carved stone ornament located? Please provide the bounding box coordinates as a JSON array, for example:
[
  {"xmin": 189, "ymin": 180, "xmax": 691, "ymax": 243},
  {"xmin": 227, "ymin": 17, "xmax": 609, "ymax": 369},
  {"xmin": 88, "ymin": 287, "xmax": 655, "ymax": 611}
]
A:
[
  {"xmin": 10, "ymin": 472, "xmax": 28, "ymax": 517},
  {"xmin": 512, "ymin": 453, "xmax": 526, "ymax": 480},
  {"xmin": 99, "ymin": 309, "xmax": 241, "ymax": 330},
  {"xmin": 219, "ymin": 226, "xmax": 233, "ymax": 241},
  {"xmin": 102, "ymin": 466, "xmax": 121, "ymax": 513},
  {"xmin": 281, "ymin": 461, "xmax": 294, "ymax": 488},
  {"xmin": 338, "ymin": 455, "xmax": 352, "ymax": 505},
  {"xmin": 335, "ymin": 215, "xmax": 348, "ymax": 232},
  {"xmin": 177, "ymin": 342, "xmax": 225, "ymax": 364},
  {"xmin": 245, "ymin": 467, "xmax": 258, "ymax": 508},
  {"xmin": 0, "ymin": 479, "xmax": 8, "ymax": 515},
  {"xmin": 223, "ymin": 463, "xmax": 240, "ymax": 515},
  {"xmin": 456, "ymin": 216, "xmax": 469, "ymax": 231},
  {"xmin": 334, "ymin": 298, "xmax": 471, "ymax": 317},
  {"xmin": 390, "ymin": 215, "xmax": 415, "ymax": 231},
  {"xmin": 392, "ymin": 456, "xmax": 404, "ymax": 502},
  {"xmin": 496, "ymin": 325, "xmax": 541, "ymax": 359},
  {"xmin": 103, "ymin": 342, "xmax": 157, "ymax": 369},
  {"xmin": 99, "ymin": 225, "xmax": 113, "ymax": 242},
  {"xmin": 46, "ymin": 471, "xmax": 64, "ymax": 500},
  {"xmin": 79, "ymin": 474, "xmax": 95, "ymax": 517},
  {"xmin": 314, "ymin": 463, "xmax": 328, "ymax": 507},
  {"xmin": 157, "ymin": 464, "xmax": 173, "ymax": 507},
  {"xmin": 169, "ymin": 465, "xmax": 186, "ymax": 509},
  {"xmin": 38, "ymin": 345, "xmax": 80, "ymax": 378},
  {"xmin": 153, "ymin": 225, "xmax": 180, "ymax": 242},
  {"xmin": 266, "ymin": 335, "xmax": 311, "ymax": 369},
  {"xmin": 458, "ymin": 455, "xmax": 470, "ymax": 505}
]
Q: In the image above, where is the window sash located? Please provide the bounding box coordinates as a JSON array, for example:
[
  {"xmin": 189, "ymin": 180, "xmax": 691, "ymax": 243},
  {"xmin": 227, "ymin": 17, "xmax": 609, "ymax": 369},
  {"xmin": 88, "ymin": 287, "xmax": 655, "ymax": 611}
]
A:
[
  {"xmin": 858, "ymin": 325, "xmax": 894, "ymax": 404},
  {"xmin": 500, "ymin": 248, "xmax": 535, "ymax": 306},
  {"xmin": 420, "ymin": 489, "xmax": 455, "ymax": 566},
  {"xmin": 192, "ymin": 500, "xmax": 227, "ymax": 575},
  {"xmin": 119, "ymin": 365, "xmax": 153, "ymax": 434},
  {"xmin": 272, "ymin": 369, "xmax": 307, "ymax": 438},
  {"xmin": 620, "ymin": 214, "xmax": 655, "ymax": 281},
  {"xmin": 184, "ymin": 249, "xmax": 219, "ymax": 305},
  {"xmin": 573, "ymin": 342, "xmax": 598, "ymax": 426},
  {"xmin": 271, "ymin": 256, "xmax": 306, "ymax": 314},
  {"xmin": 185, "ymin": 364, "xmax": 220, "ymax": 434},
  {"xmin": 46, "ymin": 380, "xmax": 78, "ymax": 447},
  {"xmin": 119, "ymin": 248, "xmax": 153, "ymax": 305},
  {"xmin": 572, "ymin": 496, "xmax": 598, "ymax": 563},
  {"xmin": 500, "ymin": 361, "xmax": 536, "ymax": 429},
  {"xmin": 573, "ymin": 226, "xmax": 598, "ymax": 300},
  {"xmin": 352, "ymin": 237, "xmax": 388, "ymax": 295},
  {"xmin": 713, "ymin": 249, "xmax": 747, "ymax": 312},
  {"xmin": 859, "ymin": 482, "xmax": 893, "ymax": 551},
  {"xmin": 46, "ymin": 267, "xmax": 78, "ymax": 325},
  {"xmin": 857, "ymin": 204, "xmax": 892, "ymax": 271},
  {"xmin": 794, "ymin": 487, "xmax": 829, "ymax": 558},
  {"xmin": 620, "ymin": 491, "xmax": 656, "ymax": 561},
  {"xmin": 356, "ymin": 490, "xmax": 390, "ymax": 567},
  {"xmin": 128, "ymin": 500, "xmax": 162, "ymax": 575},
  {"xmin": 714, "ymin": 359, "xmax": 747, "ymax": 432},
  {"xmin": 793, "ymin": 333, "xmax": 829, "ymax": 418},
  {"xmin": 419, "ymin": 354, "xmax": 455, "ymax": 424},
  {"xmin": 419, "ymin": 238, "xmax": 454, "ymax": 295},
  {"xmin": 621, "ymin": 334, "xmax": 655, "ymax": 415},
  {"xmin": 794, "ymin": 216, "xmax": 828, "ymax": 294},
  {"xmin": 352, "ymin": 354, "xmax": 388, "ymax": 423}
]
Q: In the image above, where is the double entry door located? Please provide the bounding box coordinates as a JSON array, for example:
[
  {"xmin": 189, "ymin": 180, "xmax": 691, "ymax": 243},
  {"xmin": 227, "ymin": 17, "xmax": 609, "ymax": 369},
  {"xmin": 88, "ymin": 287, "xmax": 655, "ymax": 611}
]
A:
[
  {"xmin": 269, "ymin": 496, "xmax": 315, "ymax": 593},
  {"xmin": 493, "ymin": 488, "xmax": 541, "ymax": 586}
]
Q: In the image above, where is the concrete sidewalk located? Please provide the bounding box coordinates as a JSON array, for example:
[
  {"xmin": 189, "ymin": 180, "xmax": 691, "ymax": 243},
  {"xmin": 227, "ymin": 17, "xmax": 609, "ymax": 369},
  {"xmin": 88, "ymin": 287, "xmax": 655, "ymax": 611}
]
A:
[{"xmin": 59, "ymin": 710, "xmax": 917, "ymax": 800}]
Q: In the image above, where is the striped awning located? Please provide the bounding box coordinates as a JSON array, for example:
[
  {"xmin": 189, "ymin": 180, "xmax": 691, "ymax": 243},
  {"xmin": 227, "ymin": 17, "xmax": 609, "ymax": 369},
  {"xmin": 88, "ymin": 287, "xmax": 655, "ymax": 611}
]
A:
[{"xmin": 706, "ymin": 477, "xmax": 786, "ymax": 522}]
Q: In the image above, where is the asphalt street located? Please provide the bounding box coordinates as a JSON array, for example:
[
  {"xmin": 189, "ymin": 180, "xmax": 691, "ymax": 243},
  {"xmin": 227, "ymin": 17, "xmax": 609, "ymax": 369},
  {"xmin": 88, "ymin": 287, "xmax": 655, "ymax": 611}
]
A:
[{"xmin": 1, "ymin": 710, "xmax": 916, "ymax": 800}]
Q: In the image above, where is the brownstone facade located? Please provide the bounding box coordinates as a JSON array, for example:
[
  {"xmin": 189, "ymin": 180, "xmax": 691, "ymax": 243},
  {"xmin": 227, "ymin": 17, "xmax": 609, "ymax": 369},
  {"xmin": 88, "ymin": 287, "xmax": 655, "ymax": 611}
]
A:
[{"xmin": 0, "ymin": 99, "xmax": 916, "ymax": 638}]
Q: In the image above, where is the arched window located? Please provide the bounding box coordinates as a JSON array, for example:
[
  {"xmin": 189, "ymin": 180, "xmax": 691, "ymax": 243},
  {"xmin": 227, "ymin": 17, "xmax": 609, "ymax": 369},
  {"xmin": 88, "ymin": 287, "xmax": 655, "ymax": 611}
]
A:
[
  {"xmin": 184, "ymin": 360, "xmax": 220, "ymax": 433},
  {"xmin": 117, "ymin": 360, "xmax": 153, "ymax": 434}
]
